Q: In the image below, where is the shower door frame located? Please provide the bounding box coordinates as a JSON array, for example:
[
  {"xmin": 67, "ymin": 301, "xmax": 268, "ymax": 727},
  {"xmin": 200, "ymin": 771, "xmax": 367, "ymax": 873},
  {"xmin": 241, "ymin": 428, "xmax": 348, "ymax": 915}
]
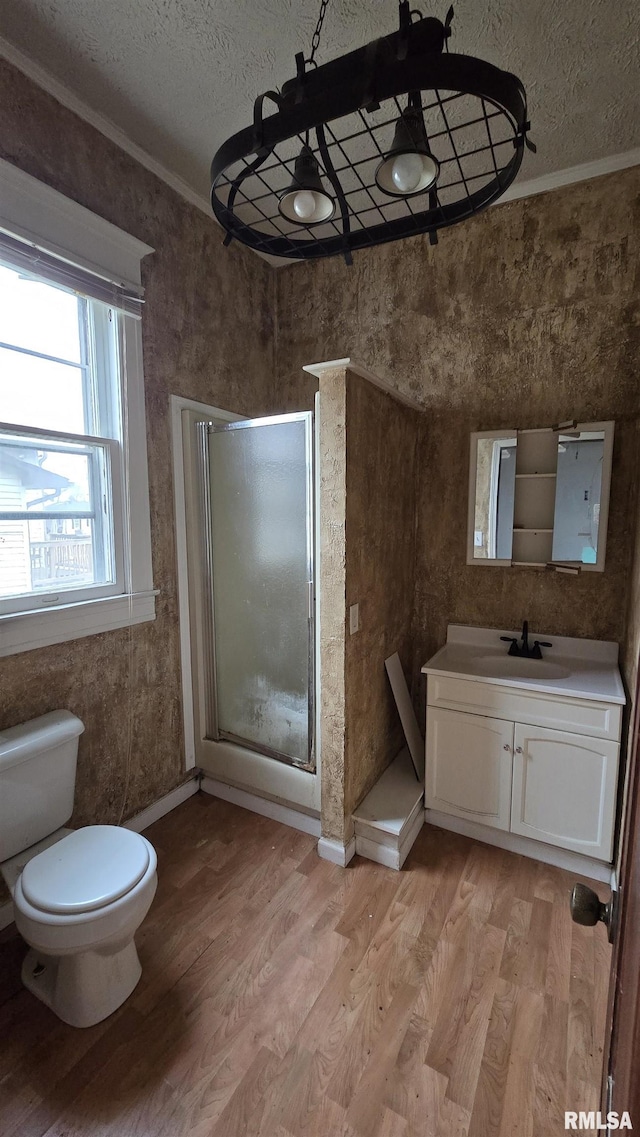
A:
[
  {"xmin": 172, "ymin": 395, "xmax": 320, "ymax": 814},
  {"xmin": 196, "ymin": 413, "xmax": 316, "ymax": 772}
]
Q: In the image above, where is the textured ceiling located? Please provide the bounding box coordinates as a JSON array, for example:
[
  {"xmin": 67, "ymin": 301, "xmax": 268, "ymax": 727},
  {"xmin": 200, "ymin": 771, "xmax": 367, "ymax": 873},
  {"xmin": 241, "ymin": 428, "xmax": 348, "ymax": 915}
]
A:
[{"xmin": 0, "ymin": 0, "xmax": 638, "ymax": 205}]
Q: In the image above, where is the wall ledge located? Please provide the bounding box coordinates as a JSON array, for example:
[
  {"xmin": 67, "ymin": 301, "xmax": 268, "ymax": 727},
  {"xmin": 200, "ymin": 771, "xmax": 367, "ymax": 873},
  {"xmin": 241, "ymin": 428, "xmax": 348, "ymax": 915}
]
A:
[
  {"xmin": 0, "ymin": 591, "xmax": 158, "ymax": 657},
  {"xmin": 303, "ymin": 358, "xmax": 425, "ymax": 412}
]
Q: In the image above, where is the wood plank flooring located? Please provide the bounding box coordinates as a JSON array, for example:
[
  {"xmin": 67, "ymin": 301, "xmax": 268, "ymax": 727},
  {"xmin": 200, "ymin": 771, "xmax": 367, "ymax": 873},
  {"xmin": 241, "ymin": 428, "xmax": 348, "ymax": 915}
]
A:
[{"xmin": 0, "ymin": 793, "xmax": 611, "ymax": 1137}]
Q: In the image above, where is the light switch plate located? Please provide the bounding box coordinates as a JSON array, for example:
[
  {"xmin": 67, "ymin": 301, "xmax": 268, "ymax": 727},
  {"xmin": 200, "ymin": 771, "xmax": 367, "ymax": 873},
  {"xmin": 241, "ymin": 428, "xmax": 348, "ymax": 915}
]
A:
[{"xmin": 349, "ymin": 603, "xmax": 359, "ymax": 634}]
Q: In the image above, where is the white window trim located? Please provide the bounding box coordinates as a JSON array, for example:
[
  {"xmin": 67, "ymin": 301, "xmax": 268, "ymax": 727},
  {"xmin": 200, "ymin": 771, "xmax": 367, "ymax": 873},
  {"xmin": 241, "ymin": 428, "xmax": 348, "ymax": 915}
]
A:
[{"xmin": 0, "ymin": 158, "xmax": 156, "ymax": 657}]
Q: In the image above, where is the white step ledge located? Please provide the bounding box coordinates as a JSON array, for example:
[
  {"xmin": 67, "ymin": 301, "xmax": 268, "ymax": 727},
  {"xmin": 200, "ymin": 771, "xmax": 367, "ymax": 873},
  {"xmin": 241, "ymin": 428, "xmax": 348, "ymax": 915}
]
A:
[{"xmin": 353, "ymin": 748, "xmax": 425, "ymax": 870}]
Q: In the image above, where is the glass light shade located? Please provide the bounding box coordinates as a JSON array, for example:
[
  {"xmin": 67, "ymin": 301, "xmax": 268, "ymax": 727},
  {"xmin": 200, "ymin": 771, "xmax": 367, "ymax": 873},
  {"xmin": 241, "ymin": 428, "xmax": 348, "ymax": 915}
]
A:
[{"xmin": 279, "ymin": 146, "xmax": 335, "ymax": 226}]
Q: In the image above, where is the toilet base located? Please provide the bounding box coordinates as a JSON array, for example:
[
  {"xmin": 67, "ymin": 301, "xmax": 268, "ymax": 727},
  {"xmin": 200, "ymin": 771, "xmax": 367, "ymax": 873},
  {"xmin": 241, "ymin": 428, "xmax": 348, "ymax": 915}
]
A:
[{"xmin": 22, "ymin": 939, "xmax": 142, "ymax": 1028}]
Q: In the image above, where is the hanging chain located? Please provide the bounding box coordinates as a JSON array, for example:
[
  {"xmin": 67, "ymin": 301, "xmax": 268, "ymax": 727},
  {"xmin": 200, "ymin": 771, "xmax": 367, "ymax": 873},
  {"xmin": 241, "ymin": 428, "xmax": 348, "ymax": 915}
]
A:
[{"xmin": 308, "ymin": 0, "xmax": 330, "ymax": 66}]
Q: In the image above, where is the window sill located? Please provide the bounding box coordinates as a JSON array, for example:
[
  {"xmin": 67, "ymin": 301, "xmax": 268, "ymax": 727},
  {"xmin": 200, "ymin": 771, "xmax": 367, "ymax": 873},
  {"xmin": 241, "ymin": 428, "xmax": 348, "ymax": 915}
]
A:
[{"xmin": 0, "ymin": 590, "xmax": 157, "ymax": 657}]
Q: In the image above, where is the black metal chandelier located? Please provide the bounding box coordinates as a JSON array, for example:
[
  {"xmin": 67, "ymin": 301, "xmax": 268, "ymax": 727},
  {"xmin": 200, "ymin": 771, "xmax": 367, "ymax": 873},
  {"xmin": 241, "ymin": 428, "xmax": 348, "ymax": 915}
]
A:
[{"xmin": 210, "ymin": 1, "xmax": 535, "ymax": 263}]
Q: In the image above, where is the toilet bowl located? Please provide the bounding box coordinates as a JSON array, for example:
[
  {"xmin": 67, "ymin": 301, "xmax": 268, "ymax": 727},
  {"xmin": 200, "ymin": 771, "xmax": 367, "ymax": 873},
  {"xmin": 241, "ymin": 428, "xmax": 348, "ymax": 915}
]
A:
[
  {"xmin": 0, "ymin": 710, "xmax": 159, "ymax": 1028},
  {"xmin": 11, "ymin": 825, "xmax": 157, "ymax": 1028}
]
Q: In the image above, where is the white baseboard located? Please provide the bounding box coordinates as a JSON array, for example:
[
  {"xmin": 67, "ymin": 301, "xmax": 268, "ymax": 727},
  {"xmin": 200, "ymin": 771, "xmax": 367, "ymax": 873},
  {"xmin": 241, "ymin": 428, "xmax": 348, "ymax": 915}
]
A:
[
  {"xmin": 317, "ymin": 835, "xmax": 356, "ymax": 867},
  {"xmin": 200, "ymin": 775, "xmax": 321, "ymax": 837},
  {"xmin": 124, "ymin": 776, "xmax": 199, "ymax": 834},
  {"xmin": 425, "ymin": 809, "xmax": 613, "ymax": 884}
]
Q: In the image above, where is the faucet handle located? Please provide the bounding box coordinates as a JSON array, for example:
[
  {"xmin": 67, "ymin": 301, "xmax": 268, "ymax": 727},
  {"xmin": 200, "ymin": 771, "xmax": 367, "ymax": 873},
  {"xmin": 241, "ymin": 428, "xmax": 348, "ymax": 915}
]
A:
[
  {"xmin": 500, "ymin": 636, "xmax": 518, "ymax": 644},
  {"xmin": 534, "ymin": 640, "xmax": 553, "ymax": 648}
]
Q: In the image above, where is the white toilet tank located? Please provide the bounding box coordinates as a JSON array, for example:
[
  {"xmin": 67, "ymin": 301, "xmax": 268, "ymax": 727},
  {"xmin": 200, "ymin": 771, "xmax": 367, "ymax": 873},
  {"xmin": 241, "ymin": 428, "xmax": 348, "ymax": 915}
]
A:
[{"xmin": 0, "ymin": 711, "xmax": 85, "ymax": 862}]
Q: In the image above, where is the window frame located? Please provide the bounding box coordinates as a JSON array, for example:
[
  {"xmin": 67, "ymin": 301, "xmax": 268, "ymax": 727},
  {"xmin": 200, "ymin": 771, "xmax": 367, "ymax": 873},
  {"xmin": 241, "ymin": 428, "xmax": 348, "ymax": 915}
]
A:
[{"xmin": 0, "ymin": 157, "xmax": 156, "ymax": 657}]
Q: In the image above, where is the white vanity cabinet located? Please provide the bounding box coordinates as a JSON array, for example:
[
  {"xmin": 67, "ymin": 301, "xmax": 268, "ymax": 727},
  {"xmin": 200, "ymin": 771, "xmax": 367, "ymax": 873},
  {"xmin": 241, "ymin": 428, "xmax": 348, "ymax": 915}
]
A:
[
  {"xmin": 425, "ymin": 708, "xmax": 513, "ymax": 831},
  {"xmin": 510, "ymin": 723, "xmax": 619, "ymax": 859},
  {"xmin": 423, "ymin": 626, "xmax": 626, "ymax": 870}
]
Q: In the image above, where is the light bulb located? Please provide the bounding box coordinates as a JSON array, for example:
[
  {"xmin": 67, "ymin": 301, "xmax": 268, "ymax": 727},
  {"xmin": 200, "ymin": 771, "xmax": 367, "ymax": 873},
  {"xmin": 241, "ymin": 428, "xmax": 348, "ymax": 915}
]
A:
[
  {"xmin": 391, "ymin": 152, "xmax": 424, "ymax": 193},
  {"xmin": 292, "ymin": 190, "xmax": 317, "ymax": 220}
]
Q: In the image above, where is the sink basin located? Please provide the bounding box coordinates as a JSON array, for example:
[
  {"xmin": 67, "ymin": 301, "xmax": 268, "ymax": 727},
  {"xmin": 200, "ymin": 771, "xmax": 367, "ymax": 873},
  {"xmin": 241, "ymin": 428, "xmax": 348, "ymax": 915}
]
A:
[{"xmin": 469, "ymin": 655, "xmax": 571, "ymax": 681}]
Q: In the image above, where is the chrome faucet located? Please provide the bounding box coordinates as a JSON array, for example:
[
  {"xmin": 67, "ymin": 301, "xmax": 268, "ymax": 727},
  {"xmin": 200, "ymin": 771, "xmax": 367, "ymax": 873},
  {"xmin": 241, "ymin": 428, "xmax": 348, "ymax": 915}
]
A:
[{"xmin": 500, "ymin": 620, "xmax": 552, "ymax": 660}]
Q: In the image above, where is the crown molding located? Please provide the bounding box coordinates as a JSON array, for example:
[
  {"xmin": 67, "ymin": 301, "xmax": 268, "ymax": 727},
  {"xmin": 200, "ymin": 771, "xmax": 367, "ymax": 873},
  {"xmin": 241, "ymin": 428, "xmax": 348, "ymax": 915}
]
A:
[
  {"xmin": 499, "ymin": 148, "xmax": 640, "ymax": 205},
  {"xmin": 0, "ymin": 35, "xmax": 212, "ymax": 218},
  {"xmin": 1, "ymin": 32, "xmax": 639, "ymax": 267}
]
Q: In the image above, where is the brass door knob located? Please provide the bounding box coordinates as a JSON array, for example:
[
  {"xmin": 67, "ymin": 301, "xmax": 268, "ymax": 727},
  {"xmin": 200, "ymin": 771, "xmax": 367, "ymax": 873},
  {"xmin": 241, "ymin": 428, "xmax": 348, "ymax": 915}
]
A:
[{"xmin": 570, "ymin": 883, "xmax": 614, "ymax": 942}]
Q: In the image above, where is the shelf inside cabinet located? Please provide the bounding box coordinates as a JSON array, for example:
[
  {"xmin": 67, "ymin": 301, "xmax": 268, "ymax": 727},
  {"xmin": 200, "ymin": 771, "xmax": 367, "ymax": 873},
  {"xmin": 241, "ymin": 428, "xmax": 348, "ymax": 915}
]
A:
[
  {"xmin": 512, "ymin": 528, "xmax": 554, "ymax": 565},
  {"xmin": 516, "ymin": 429, "xmax": 559, "ymax": 476},
  {"xmin": 513, "ymin": 476, "xmax": 557, "ymax": 532}
]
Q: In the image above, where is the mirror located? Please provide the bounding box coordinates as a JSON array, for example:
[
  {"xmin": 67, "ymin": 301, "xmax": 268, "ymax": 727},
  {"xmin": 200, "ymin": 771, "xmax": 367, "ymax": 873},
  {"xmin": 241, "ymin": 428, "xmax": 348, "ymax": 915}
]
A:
[
  {"xmin": 552, "ymin": 429, "xmax": 606, "ymax": 566},
  {"xmin": 469, "ymin": 431, "xmax": 517, "ymax": 563},
  {"xmin": 467, "ymin": 422, "xmax": 614, "ymax": 571}
]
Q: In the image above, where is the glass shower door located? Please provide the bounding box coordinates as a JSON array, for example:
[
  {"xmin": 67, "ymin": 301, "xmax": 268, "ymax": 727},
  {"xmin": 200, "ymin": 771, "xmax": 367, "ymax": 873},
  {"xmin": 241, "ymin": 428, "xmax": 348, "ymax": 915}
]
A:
[{"xmin": 203, "ymin": 412, "xmax": 314, "ymax": 769}]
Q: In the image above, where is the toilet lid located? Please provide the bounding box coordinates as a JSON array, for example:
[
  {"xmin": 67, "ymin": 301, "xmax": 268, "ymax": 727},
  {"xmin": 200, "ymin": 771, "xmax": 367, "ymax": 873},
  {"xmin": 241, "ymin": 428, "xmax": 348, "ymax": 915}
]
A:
[{"xmin": 20, "ymin": 826, "xmax": 150, "ymax": 914}]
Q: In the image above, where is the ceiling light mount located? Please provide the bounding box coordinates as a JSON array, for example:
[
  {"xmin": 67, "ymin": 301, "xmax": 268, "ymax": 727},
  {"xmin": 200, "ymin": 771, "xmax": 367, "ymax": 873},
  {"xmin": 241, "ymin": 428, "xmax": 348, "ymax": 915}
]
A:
[{"xmin": 210, "ymin": 2, "xmax": 535, "ymax": 263}]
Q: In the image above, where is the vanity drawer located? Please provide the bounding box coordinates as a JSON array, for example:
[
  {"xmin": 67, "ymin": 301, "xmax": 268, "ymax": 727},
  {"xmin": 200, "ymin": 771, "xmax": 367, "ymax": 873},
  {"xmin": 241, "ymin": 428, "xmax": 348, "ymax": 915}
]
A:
[{"xmin": 427, "ymin": 674, "xmax": 622, "ymax": 742}]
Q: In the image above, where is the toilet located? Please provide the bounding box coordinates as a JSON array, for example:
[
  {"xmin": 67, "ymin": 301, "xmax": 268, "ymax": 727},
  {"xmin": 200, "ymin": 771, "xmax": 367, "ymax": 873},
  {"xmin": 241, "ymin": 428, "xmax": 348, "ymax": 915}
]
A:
[{"xmin": 0, "ymin": 710, "xmax": 157, "ymax": 1028}]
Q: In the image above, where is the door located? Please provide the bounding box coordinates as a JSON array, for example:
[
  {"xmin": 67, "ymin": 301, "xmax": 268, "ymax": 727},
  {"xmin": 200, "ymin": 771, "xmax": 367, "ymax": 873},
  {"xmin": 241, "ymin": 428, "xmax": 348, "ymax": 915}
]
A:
[
  {"xmin": 600, "ymin": 661, "xmax": 640, "ymax": 1121},
  {"xmin": 199, "ymin": 412, "xmax": 315, "ymax": 771},
  {"xmin": 425, "ymin": 707, "xmax": 513, "ymax": 830},
  {"xmin": 511, "ymin": 723, "xmax": 619, "ymax": 860}
]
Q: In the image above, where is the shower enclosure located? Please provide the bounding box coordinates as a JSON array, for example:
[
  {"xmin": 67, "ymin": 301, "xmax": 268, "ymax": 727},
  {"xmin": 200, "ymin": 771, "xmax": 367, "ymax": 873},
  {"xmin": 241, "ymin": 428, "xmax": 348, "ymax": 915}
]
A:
[{"xmin": 195, "ymin": 412, "xmax": 315, "ymax": 772}]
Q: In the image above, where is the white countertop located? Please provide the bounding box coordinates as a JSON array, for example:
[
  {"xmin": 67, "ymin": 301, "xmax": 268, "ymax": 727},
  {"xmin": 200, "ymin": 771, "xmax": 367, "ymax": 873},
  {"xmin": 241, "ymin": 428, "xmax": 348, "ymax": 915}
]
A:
[{"xmin": 421, "ymin": 625, "xmax": 626, "ymax": 705}]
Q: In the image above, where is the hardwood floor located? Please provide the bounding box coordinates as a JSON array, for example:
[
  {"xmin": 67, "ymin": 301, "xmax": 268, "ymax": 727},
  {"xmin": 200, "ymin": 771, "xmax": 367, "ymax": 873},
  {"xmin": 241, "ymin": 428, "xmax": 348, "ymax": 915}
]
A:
[{"xmin": 0, "ymin": 793, "xmax": 611, "ymax": 1137}]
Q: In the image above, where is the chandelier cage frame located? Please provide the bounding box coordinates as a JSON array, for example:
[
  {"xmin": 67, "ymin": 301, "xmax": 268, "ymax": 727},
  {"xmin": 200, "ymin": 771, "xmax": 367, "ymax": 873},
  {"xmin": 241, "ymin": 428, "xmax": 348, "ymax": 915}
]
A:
[{"xmin": 210, "ymin": 3, "xmax": 535, "ymax": 263}]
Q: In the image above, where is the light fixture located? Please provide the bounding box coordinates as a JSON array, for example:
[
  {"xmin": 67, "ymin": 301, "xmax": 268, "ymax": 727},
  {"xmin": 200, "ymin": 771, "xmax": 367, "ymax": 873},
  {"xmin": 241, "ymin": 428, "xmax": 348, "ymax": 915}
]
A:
[
  {"xmin": 278, "ymin": 145, "xmax": 335, "ymax": 225},
  {"xmin": 375, "ymin": 105, "xmax": 440, "ymax": 197},
  {"xmin": 211, "ymin": 2, "xmax": 535, "ymax": 263}
]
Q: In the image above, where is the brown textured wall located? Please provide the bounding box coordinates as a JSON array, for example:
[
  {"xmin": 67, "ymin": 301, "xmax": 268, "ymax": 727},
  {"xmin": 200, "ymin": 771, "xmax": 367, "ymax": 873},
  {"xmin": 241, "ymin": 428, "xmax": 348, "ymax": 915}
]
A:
[
  {"xmin": 276, "ymin": 169, "xmax": 640, "ymax": 705},
  {"xmin": 0, "ymin": 59, "xmax": 275, "ymax": 833},
  {"xmin": 344, "ymin": 374, "xmax": 420, "ymax": 816},
  {"xmin": 318, "ymin": 366, "xmax": 421, "ymax": 840},
  {"xmin": 317, "ymin": 367, "xmax": 348, "ymax": 842}
]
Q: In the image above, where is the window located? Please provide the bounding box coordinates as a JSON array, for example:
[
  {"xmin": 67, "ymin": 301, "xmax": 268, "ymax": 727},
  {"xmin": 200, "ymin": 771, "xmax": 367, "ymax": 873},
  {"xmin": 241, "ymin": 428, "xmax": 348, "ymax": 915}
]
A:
[
  {"xmin": 0, "ymin": 266, "xmax": 125, "ymax": 612},
  {"xmin": 0, "ymin": 157, "xmax": 156, "ymax": 655}
]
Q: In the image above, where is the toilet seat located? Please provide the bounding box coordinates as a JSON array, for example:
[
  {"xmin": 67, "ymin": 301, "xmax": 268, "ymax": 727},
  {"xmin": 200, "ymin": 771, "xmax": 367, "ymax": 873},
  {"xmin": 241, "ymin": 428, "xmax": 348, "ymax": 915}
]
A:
[{"xmin": 20, "ymin": 826, "xmax": 150, "ymax": 915}]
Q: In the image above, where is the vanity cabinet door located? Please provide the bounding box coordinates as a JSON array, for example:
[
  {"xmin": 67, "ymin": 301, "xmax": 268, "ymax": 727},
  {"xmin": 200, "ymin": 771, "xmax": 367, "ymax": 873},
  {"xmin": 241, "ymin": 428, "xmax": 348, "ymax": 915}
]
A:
[
  {"xmin": 425, "ymin": 708, "xmax": 513, "ymax": 831},
  {"xmin": 511, "ymin": 723, "xmax": 619, "ymax": 860}
]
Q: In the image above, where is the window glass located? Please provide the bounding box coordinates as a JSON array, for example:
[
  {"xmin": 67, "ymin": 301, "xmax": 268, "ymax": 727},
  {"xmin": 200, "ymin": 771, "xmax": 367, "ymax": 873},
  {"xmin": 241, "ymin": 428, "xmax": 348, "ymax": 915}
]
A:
[
  {"xmin": 0, "ymin": 263, "xmax": 83, "ymax": 363},
  {"xmin": 0, "ymin": 345, "xmax": 86, "ymax": 434},
  {"xmin": 0, "ymin": 434, "xmax": 115, "ymax": 600},
  {"xmin": 0, "ymin": 260, "xmax": 121, "ymax": 612}
]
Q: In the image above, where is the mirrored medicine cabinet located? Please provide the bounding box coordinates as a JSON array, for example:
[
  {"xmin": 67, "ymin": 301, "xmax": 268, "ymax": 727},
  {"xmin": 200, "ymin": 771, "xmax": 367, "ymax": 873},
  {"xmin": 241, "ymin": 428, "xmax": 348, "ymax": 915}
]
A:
[{"xmin": 466, "ymin": 422, "xmax": 614, "ymax": 571}]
